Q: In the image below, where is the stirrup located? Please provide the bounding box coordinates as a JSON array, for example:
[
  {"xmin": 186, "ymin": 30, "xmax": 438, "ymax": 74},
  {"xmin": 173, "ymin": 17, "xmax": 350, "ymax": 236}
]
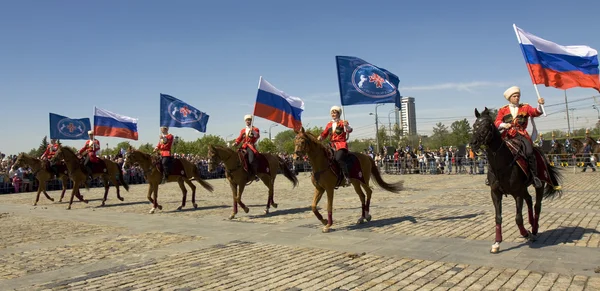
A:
[{"xmin": 532, "ymin": 176, "xmax": 542, "ymax": 188}]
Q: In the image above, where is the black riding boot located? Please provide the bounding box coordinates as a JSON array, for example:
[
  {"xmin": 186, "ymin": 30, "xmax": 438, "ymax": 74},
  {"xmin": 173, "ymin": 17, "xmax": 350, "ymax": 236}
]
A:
[
  {"xmin": 341, "ymin": 164, "xmax": 351, "ymax": 186},
  {"xmin": 250, "ymin": 161, "xmax": 259, "ymax": 181},
  {"xmin": 528, "ymin": 155, "xmax": 542, "ymax": 188}
]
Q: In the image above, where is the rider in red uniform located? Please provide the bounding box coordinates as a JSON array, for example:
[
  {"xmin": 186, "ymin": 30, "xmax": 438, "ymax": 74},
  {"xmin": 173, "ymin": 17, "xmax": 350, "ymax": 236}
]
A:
[
  {"xmin": 233, "ymin": 114, "xmax": 260, "ymax": 180},
  {"xmin": 494, "ymin": 86, "xmax": 545, "ymax": 188},
  {"xmin": 41, "ymin": 138, "xmax": 59, "ymax": 175},
  {"xmin": 154, "ymin": 126, "xmax": 174, "ymax": 184},
  {"xmin": 78, "ymin": 130, "xmax": 101, "ymax": 180},
  {"xmin": 318, "ymin": 106, "xmax": 353, "ymax": 186}
]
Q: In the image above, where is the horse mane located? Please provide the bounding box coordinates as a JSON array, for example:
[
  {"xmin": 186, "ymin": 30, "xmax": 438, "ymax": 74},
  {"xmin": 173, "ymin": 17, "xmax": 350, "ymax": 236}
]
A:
[
  {"xmin": 302, "ymin": 130, "xmax": 328, "ymax": 151},
  {"xmin": 60, "ymin": 146, "xmax": 78, "ymax": 158}
]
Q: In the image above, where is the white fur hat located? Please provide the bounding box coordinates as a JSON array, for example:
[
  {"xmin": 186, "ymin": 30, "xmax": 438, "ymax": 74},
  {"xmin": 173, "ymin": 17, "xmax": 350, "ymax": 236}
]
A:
[
  {"xmin": 330, "ymin": 106, "xmax": 342, "ymax": 114},
  {"xmin": 88, "ymin": 130, "xmax": 94, "ymax": 135},
  {"xmin": 503, "ymin": 86, "xmax": 520, "ymax": 100},
  {"xmin": 244, "ymin": 114, "xmax": 253, "ymax": 121}
]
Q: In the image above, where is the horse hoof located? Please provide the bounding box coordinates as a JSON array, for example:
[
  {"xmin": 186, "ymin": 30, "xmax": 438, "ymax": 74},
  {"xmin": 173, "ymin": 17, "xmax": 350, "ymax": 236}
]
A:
[
  {"xmin": 33, "ymin": 203, "xmax": 37, "ymax": 206},
  {"xmin": 67, "ymin": 206, "xmax": 71, "ymax": 210},
  {"xmin": 157, "ymin": 205, "xmax": 163, "ymax": 210},
  {"xmin": 100, "ymin": 202, "xmax": 105, "ymax": 207},
  {"xmin": 49, "ymin": 198, "xmax": 55, "ymax": 202},
  {"xmin": 243, "ymin": 207, "xmax": 249, "ymax": 213},
  {"xmin": 193, "ymin": 203, "xmax": 198, "ymax": 209},
  {"xmin": 528, "ymin": 232, "xmax": 537, "ymax": 242},
  {"xmin": 84, "ymin": 200, "xmax": 89, "ymax": 204},
  {"xmin": 357, "ymin": 217, "xmax": 365, "ymax": 224},
  {"xmin": 59, "ymin": 199, "xmax": 63, "ymax": 203},
  {"xmin": 149, "ymin": 208, "xmax": 156, "ymax": 214},
  {"xmin": 271, "ymin": 203, "xmax": 278, "ymax": 208},
  {"xmin": 322, "ymin": 226, "xmax": 330, "ymax": 233},
  {"xmin": 490, "ymin": 242, "xmax": 500, "ymax": 254},
  {"xmin": 264, "ymin": 209, "xmax": 269, "ymax": 215},
  {"xmin": 176, "ymin": 206, "xmax": 183, "ymax": 211},
  {"xmin": 229, "ymin": 214, "xmax": 235, "ymax": 220},
  {"xmin": 119, "ymin": 197, "xmax": 124, "ymax": 201},
  {"xmin": 366, "ymin": 214, "xmax": 372, "ymax": 222},
  {"xmin": 320, "ymin": 219, "xmax": 328, "ymax": 226}
]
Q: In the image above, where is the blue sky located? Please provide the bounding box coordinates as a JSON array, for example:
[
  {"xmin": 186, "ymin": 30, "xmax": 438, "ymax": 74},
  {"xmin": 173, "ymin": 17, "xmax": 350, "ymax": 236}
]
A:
[{"xmin": 2, "ymin": 0, "xmax": 600, "ymax": 155}]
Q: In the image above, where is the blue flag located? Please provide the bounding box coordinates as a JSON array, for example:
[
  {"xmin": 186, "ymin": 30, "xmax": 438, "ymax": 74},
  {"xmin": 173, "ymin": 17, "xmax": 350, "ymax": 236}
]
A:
[
  {"xmin": 160, "ymin": 94, "xmax": 209, "ymax": 133},
  {"xmin": 336, "ymin": 56, "xmax": 401, "ymax": 108},
  {"xmin": 49, "ymin": 113, "xmax": 91, "ymax": 140}
]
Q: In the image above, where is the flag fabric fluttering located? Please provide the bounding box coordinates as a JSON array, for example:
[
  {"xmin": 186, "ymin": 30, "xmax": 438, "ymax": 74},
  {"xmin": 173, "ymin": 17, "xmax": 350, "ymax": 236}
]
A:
[
  {"xmin": 514, "ymin": 24, "xmax": 600, "ymax": 92},
  {"xmin": 94, "ymin": 107, "xmax": 139, "ymax": 140},
  {"xmin": 336, "ymin": 56, "xmax": 401, "ymax": 108},
  {"xmin": 160, "ymin": 94, "xmax": 209, "ymax": 133},
  {"xmin": 253, "ymin": 77, "xmax": 304, "ymax": 130},
  {"xmin": 49, "ymin": 113, "xmax": 91, "ymax": 140}
]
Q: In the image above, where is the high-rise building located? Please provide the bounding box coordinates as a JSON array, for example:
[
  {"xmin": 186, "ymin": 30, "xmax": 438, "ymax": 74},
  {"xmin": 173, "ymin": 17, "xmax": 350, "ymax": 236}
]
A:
[{"xmin": 400, "ymin": 96, "xmax": 417, "ymax": 136}]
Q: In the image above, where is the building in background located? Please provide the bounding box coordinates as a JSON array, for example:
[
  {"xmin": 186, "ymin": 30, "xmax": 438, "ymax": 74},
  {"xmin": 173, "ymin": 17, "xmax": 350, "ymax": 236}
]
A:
[{"xmin": 400, "ymin": 96, "xmax": 417, "ymax": 136}]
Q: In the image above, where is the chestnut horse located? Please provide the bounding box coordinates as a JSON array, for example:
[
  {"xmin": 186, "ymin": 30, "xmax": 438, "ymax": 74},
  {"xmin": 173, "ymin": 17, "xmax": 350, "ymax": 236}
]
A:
[
  {"xmin": 206, "ymin": 145, "xmax": 298, "ymax": 219},
  {"xmin": 12, "ymin": 153, "xmax": 70, "ymax": 205},
  {"xmin": 122, "ymin": 147, "xmax": 214, "ymax": 214},
  {"xmin": 293, "ymin": 127, "xmax": 404, "ymax": 233},
  {"xmin": 470, "ymin": 108, "xmax": 563, "ymax": 253},
  {"xmin": 51, "ymin": 145, "xmax": 129, "ymax": 209}
]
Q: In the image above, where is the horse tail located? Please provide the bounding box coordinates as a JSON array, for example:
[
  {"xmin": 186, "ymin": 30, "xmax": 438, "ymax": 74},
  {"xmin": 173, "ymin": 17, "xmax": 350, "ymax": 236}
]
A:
[
  {"xmin": 190, "ymin": 162, "xmax": 214, "ymax": 192},
  {"xmin": 277, "ymin": 157, "xmax": 299, "ymax": 188},
  {"xmin": 543, "ymin": 162, "xmax": 563, "ymax": 200},
  {"xmin": 369, "ymin": 157, "xmax": 404, "ymax": 193}
]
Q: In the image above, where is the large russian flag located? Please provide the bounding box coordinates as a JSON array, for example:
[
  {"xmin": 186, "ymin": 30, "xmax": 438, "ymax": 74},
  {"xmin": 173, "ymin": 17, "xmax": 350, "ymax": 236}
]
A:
[
  {"xmin": 514, "ymin": 24, "xmax": 600, "ymax": 92},
  {"xmin": 254, "ymin": 77, "xmax": 304, "ymax": 130},
  {"xmin": 94, "ymin": 107, "xmax": 139, "ymax": 140}
]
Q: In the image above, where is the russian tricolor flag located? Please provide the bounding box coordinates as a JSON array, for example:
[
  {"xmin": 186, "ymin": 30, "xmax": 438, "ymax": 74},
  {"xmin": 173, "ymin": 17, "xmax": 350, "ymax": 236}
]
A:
[
  {"xmin": 514, "ymin": 24, "xmax": 600, "ymax": 92},
  {"xmin": 254, "ymin": 77, "xmax": 304, "ymax": 130},
  {"xmin": 94, "ymin": 107, "xmax": 139, "ymax": 140}
]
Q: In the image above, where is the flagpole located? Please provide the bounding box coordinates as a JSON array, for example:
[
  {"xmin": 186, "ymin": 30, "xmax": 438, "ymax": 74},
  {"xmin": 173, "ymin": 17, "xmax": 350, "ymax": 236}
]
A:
[
  {"xmin": 564, "ymin": 90, "xmax": 572, "ymax": 135},
  {"xmin": 251, "ymin": 77, "xmax": 261, "ymax": 130},
  {"xmin": 335, "ymin": 57, "xmax": 350, "ymax": 140},
  {"xmin": 513, "ymin": 24, "xmax": 546, "ymax": 116}
]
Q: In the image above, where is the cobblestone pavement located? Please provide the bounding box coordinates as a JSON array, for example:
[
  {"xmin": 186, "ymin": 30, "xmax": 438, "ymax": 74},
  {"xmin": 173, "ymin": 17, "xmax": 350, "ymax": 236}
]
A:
[{"xmin": 0, "ymin": 171, "xmax": 598, "ymax": 290}]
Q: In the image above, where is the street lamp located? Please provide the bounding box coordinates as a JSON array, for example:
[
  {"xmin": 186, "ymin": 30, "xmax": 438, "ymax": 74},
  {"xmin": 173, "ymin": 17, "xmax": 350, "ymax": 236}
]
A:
[
  {"xmin": 387, "ymin": 109, "xmax": 395, "ymax": 146},
  {"xmin": 269, "ymin": 123, "xmax": 278, "ymax": 140},
  {"xmin": 224, "ymin": 134, "xmax": 233, "ymax": 146},
  {"xmin": 369, "ymin": 104, "xmax": 384, "ymax": 154}
]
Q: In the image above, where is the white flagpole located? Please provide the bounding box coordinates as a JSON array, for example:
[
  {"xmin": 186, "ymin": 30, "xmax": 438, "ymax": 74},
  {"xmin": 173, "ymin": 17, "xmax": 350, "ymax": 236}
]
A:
[{"xmin": 513, "ymin": 24, "xmax": 547, "ymax": 117}]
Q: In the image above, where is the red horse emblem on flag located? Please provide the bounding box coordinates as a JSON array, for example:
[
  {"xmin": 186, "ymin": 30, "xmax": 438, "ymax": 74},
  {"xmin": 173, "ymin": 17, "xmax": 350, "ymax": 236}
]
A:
[
  {"xmin": 179, "ymin": 106, "xmax": 192, "ymax": 117},
  {"xmin": 67, "ymin": 123, "xmax": 77, "ymax": 132},
  {"xmin": 369, "ymin": 73, "xmax": 385, "ymax": 88}
]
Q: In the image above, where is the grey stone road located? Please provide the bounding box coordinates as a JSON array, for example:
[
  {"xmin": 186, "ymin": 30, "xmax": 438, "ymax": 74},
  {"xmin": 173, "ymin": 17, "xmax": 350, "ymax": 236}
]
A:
[{"xmin": 0, "ymin": 170, "xmax": 599, "ymax": 290}]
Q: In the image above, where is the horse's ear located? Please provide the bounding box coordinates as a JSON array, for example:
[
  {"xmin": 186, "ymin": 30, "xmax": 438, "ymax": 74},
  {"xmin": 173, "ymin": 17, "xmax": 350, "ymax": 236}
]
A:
[
  {"xmin": 301, "ymin": 127, "xmax": 305, "ymax": 133},
  {"xmin": 474, "ymin": 108, "xmax": 480, "ymax": 118}
]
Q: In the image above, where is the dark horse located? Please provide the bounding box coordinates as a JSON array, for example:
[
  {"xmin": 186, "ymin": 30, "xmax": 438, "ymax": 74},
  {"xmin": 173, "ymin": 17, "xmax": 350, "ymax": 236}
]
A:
[{"xmin": 470, "ymin": 108, "xmax": 563, "ymax": 253}]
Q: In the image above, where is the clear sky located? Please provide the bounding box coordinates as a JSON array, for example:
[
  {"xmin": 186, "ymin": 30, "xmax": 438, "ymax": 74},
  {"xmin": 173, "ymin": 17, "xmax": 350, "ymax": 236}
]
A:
[{"xmin": 2, "ymin": 0, "xmax": 600, "ymax": 155}]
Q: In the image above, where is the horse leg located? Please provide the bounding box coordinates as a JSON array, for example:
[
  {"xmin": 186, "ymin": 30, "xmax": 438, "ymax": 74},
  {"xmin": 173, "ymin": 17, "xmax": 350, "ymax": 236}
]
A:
[
  {"xmin": 39, "ymin": 175, "xmax": 54, "ymax": 203},
  {"xmin": 185, "ymin": 178, "xmax": 198, "ymax": 209},
  {"xmin": 67, "ymin": 184, "xmax": 78, "ymax": 210},
  {"xmin": 490, "ymin": 190, "xmax": 503, "ymax": 253},
  {"xmin": 353, "ymin": 182, "xmax": 367, "ymax": 224},
  {"xmin": 262, "ymin": 177, "xmax": 274, "ymax": 215},
  {"xmin": 237, "ymin": 184, "xmax": 249, "ymax": 214},
  {"xmin": 363, "ymin": 183, "xmax": 373, "ymax": 222},
  {"xmin": 311, "ymin": 186, "xmax": 327, "ymax": 227},
  {"xmin": 110, "ymin": 174, "xmax": 124, "ymax": 202},
  {"xmin": 59, "ymin": 177, "xmax": 68, "ymax": 202},
  {"xmin": 101, "ymin": 177, "xmax": 110, "ymax": 206},
  {"xmin": 514, "ymin": 196, "xmax": 530, "ymax": 238},
  {"xmin": 177, "ymin": 178, "xmax": 188, "ymax": 211},
  {"xmin": 229, "ymin": 182, "xmax": 238, "ymax": 219},
  {"xmin": 150, "ymin": 184, "xmax": 162, "ymax": 214},
  {"xmin": 322, "ymin": 188, "xmax": 335, "ymax": 233},
  {"xmin": 533, "ymin": 187, "xmax": 544, "ymax": 236},
  {"xmin": 524, "ymin": 193, "xmax": 536, "ymax": 239}
]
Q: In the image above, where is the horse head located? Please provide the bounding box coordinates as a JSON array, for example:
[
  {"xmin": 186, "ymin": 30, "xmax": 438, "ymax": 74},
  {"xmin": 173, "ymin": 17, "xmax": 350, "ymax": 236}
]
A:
[
  {"xmin": 11, "ymin": 153, "xmax": 29, "ymax": 170},
  {"xmin": 206, "ymin": 144, "xmax": 233, "ymax": 172},
  {"xmin": 470, "ymin": 107, "xmax": 496, "ymax": 152},
  {"xmin": 293, "ymin": 127, "xmax": 314, "ymax": 161},
  {"xmin": 50, "ymin": 145, "xmax": 65, "ymax": 164}
]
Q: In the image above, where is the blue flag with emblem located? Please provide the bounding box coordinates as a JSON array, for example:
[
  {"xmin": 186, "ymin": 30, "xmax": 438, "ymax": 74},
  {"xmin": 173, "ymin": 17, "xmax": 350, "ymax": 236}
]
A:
[
  {"xmin": 160, "ymin": 94, "xmax": 209, "ymax": 133},
  {"xmin": 49, "ymin": 113, "xmax": 91, "ymax": 140},
  {"xmin": 336, "ymin": 56, "xmax": 401, "ymax": 108}
]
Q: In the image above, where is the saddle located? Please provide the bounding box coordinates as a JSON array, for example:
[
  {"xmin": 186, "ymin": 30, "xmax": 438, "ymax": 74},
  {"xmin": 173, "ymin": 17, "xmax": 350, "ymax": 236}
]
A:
[
  {"xmin": 504, "ymin": 139, "xmax": 554, "ymax": 186},
  {"xmin": 324, "ymin": 147, "xmax": 366, "ymax": 187},
  {"xmin": 43, "ymin": 160, "xmax": 68, "ymax": 176},
  {"xmin": 79, "ymin": 158, "xmax": 107, "ymax": 174},
  {"xmin": 237, "ymin": 149, "xmax": 270, "ymax": 176},
  {"xmin": 153, "ymin": 157, "xmax": 186, "ymax": 176}
]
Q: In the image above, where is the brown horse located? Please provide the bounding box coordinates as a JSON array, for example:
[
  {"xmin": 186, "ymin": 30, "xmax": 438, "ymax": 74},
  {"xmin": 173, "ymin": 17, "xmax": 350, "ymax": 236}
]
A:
[
  {"xmin": 206, "ymin": 145, "xmax": 299, "ymax": 219},
  {"xmin": 51, "ymin": 145, "xmax": 129, "ymax": 209},
  {"xmin": 122, "ymin": 147, "xmax": 214, "ymax": 214},
  {"xmin": 293, "ymin": 127, "xmax": 404, "ymax": 233},
  {"xmin": 12, "ymin": 153, "xmax": 71, "ymax": 205},
  {"xmin": 577, "ymin": 136, "xmax": 600, "ymax": 161}
]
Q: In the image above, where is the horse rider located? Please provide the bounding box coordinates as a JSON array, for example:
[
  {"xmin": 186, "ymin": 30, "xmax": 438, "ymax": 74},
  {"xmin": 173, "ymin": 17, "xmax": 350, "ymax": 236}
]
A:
[
  {"xmin": 78, "ymin": 130, "xmax": 101, "ymax": 180},
  {"xmin": 154, "ymin": 126, "xmax": 174, "ymax": 184},
  {"xmin": 318, "ymin": 106, "xmax": 353, "ymax": 186},
  {"xmin": 494, "ymin": 86, "xmax": 545, "ymax": 188},
  {"xmin": 551, "ymin": 132, "xmax": 556, "ymax": 148},
  {"xmin": 233, "ymin": 115, "xmax": 261, "ymax": 181},
  {"xmin": 565, "ymin": 133, "xmax": 572, "ymax": 153},
  {"xmin": 41, "ymin": 138, "xmax": 60, "ymax": 176},
  {"xmin": 537, "ymin": 133, "xmax": 544, "ymax": 147}
]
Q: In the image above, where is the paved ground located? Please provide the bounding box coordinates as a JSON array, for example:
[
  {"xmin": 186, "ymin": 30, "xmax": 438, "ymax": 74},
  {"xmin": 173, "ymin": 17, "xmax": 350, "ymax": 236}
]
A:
[{"xmin": 0, "ymin": 170, "xmax": 599, "ymax": 290}]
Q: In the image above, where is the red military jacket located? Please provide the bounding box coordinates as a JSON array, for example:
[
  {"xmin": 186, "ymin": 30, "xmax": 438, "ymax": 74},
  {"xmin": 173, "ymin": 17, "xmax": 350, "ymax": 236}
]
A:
[
  {"xmin": 494, "ymin": 103, "xmax": 542, "ymax": 142},
  {"xmin": 235, "ymin": 126, "xmax": 260, "ymax": 154},
  {"xmin": 156, "ymin": 134, "xmax": 174, "ymax": 157},
  {"xmin": 78, "ymin": 139, "xmax": 101, "ymax": 162},
  {"xmin": 41, "ymin": 144, "xmax": 59, "ymax": 159},
  {"xmin": 320, "ymin": 120, "xmax": 353, "ymax": 150}
]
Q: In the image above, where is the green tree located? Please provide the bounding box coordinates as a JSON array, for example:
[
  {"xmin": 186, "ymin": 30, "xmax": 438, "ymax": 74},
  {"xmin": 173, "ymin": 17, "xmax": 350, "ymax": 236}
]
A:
[
  {"xmin": 430, "ymin": 122, "xmax": 450, "ymax": 149},
  {"xmin": 196, "ymin": 134, "xmax": 226, "ymax": 156},
  {"xmin": 448, "ymin": 119, "xmax": 471, "ymax": 146},
  {"xmin": 138, "ymin": 142, "xmax": 155, "ymax": 154},
  {"xmin": 348, "ymin": 139, "xmax": 373, "ymax": 153},
  {"xmin": 258, "ymin": 138, "xmax": 277, "ymax": 153},
  {"xmin": 35, "ymin": 136, "xmax": 49, "ymax": 157}
]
